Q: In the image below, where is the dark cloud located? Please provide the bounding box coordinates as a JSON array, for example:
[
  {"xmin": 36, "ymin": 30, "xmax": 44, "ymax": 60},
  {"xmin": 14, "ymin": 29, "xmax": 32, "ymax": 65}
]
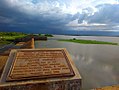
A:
[
  {"xmin": 0, "ymin": 0, "xmax": 72, "ymax": 33},
  {"xmin": 0, "ymin": 0, "xmax": 119, "ymax": 34}
]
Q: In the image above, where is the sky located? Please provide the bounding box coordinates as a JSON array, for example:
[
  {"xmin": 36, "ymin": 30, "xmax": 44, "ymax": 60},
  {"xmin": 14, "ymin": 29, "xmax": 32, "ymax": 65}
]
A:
[{"xmin": 0, "ymin": 0, "xmax": 119, "ymax": 34}]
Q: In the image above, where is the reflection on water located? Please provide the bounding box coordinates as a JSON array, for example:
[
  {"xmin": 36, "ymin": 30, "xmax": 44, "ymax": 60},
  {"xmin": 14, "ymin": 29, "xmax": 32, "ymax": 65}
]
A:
[
  {"xmin": 49, "ymin": 35, "xmax": 119, "ymax": 43},
  {"xmin": 35, "ymin": 35, "xmax": 119, "ymax": 90}
]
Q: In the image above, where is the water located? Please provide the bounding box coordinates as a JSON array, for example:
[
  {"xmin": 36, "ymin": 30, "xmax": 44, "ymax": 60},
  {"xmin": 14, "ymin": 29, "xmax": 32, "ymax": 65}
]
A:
[{"xmin": 35, "ymin": 35, "xmax": 119, "ymax": 90}]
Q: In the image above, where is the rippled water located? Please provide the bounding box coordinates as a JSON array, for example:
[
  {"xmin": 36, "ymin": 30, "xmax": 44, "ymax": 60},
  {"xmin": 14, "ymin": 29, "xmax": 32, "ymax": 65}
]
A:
[{"xmin": 35, "ymin": 35, "xmax": 119, "ymax": 90}]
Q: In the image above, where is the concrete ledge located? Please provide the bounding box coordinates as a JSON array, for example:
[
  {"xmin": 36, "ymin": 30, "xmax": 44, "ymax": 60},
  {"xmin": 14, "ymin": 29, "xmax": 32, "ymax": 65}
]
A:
[
  {"xmin": 93, "ymin": 85, "xmax": 119, "ymax": 90},
  {"xmin": 0, "ymin": 48, "xmax": 82, "ymax": 90}
]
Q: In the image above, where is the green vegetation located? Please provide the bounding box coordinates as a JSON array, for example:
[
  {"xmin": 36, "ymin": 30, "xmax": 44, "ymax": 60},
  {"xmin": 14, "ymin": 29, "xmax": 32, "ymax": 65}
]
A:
[
  {"xmin": 0, "ymin": 32, "xmax": 25, "ymax": 36},
  {"xmin": 0, "ymin": 40, "xmax": 11, "ymax": 46},
  {"xmin": 1, "ymin": 35, "xmax": 26, "ymax": 41},
  {"xmin": 38, "ymin": 34, "xmax": 41, "ymax": 36},
  {"xmin": 39, "ymin": 34, "xmax": 53, "ymax": 37},
  {"xmin": 44, "ymin": 34, "xmax": 53, "ymax": 37},
  {"xmin": 59, "ymin": 38, "xmax": 118, "ymax": 45},
  {"xmin": 38, "ymin": 34, "xmax": 45, "ymax": 37},
  {"xmin": 0, "ymin": 32, "xmax": 27, "ymax": 46}
]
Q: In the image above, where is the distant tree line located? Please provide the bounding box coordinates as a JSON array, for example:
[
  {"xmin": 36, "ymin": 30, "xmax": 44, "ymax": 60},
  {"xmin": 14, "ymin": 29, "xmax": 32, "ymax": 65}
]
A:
[
  {"xmin": 0, "ymin": 32, "xmax": 26, "ymax": 36},
  {"xmin": 39, "ymin": 34, "xmax": 53, "ymax": 37}
]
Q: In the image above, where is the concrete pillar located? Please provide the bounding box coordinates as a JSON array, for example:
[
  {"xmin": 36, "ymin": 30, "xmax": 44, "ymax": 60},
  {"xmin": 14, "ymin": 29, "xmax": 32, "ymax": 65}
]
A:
[{"xmin": 31, "ymin": 38, "xmax": 35, "ymax": 49}]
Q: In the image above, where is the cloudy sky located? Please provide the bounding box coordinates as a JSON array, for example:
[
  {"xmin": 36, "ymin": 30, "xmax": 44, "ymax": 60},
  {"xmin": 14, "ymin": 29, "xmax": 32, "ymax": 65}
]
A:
[{"xmin": 0, "ymin": 0, "xmax": 119, "ymax": 34}]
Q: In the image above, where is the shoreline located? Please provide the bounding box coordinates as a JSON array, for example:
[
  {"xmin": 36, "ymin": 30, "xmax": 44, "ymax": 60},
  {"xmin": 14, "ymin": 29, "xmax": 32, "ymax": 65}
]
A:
[
  {"xmin": 53, "ymin": 34, "xmax": 119, "ymax": 38},
  {"xmin": 59, "ymin": 39, "xmax": 118, "ymax": 45}
]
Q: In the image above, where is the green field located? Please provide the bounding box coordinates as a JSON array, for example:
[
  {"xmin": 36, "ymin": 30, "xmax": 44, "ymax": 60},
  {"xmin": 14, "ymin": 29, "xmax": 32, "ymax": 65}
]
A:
[
  {"xmin": 1, "ymin": 35, "xmax": 26, "ymax": 41},
  {"xmin": 0, "ymin": 40, "xmax": 11, "ymax": 46},
  {"xmin": 59, "ymin": 38, "xmax": 118, "ymax": 45},
  {"xmin": 0, "ymin": 32, "xmax": 27, "ymax": 46}
]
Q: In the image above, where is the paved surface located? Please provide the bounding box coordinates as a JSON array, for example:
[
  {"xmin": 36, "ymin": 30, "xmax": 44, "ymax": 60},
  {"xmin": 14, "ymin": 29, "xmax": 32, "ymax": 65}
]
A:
[
  {"xmin": 0, "ymin": 56, "xmax": 8, "ymax": 77},
  {"xmin": 94, "ymin": 85, "xmax": 119, "ymax": 90}
]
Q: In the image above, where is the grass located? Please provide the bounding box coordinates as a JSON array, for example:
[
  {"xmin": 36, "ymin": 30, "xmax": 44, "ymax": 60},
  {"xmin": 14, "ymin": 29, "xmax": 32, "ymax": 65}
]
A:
[
  {"xmin": 1, "ymin": 35, "xmax": 26, "ymax": 41},
  {"xmin": 0, "ymin": 40, "xmax": 11, "ymax": 46},
  {"xmin": 0, "ymin": 32, "xmax": 27, "ymax": 46},
  {"xmin": 39, "ymin": 34, "xmax": 53, "ymax": 37},
  {"xmin": 44, "ymin": 34, "xmax": 53, "ymax": 37},
  {"xmin": 59, "ymin": 38, "xmax": 118, "ymax": 45}
]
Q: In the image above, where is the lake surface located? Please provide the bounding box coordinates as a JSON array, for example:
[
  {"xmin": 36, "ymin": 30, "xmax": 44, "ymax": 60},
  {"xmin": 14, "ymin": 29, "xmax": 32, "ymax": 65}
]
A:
[{"xmin": 35, "ymin": 35, "xmax": 119, "ymax": 90}]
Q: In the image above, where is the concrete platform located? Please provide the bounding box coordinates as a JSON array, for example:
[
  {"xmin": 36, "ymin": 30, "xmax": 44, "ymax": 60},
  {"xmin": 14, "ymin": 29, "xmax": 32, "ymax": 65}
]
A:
[
  {"xmin": 93, "ymin": 85, "xmax": 119, "ymax": 90},
  {"xmin": 0, "ymin": 56, "xmax": 8, "ymax": 77},
  {"xmin": 0, "ymin": 48, "xmax": 82, "ymax": 90},
  {"xmin": 0, "ymin": 38, "xmax": 35, "ymax": 77}
]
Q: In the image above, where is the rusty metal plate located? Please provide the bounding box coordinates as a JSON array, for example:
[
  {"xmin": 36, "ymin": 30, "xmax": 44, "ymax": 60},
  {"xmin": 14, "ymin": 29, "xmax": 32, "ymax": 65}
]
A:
[{"xmin": 7, "ymin": 49, "xmax": 74, "ymax": 81}]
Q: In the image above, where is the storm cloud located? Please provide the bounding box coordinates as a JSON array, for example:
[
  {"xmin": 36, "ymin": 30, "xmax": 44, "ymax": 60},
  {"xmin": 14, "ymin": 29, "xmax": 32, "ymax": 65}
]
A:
[{"xmin": 0, "ymin": 0, "xmax": 119, "ymax": 33}]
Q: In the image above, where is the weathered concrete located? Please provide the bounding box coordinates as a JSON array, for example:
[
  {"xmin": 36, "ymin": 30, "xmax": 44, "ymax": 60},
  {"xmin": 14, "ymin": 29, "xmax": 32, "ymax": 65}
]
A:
[
  {"xmin": 0, "ymin": 38, "xmax": 35, "ymax": 56},
  {"xmin": 93, "ymin": 85, "xmax": 119, "ymax": 90},
  {"xmin": 0, "ymin": 56, "xmax": 8, "ymax": 77},
  {"xmin": 20, "ymin": 38, "xmax": 34, "ymax": 49},
  {"xmin": 0, "ymin": 48, "xmax": 82, "ymax": 90},
  {"xmin": 14, "ymin": 35, "xmax": 47, "ymax": 43},
  {"xmin": 0, "ymin": 39, "xmax": 35, "ymax": 78}
]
